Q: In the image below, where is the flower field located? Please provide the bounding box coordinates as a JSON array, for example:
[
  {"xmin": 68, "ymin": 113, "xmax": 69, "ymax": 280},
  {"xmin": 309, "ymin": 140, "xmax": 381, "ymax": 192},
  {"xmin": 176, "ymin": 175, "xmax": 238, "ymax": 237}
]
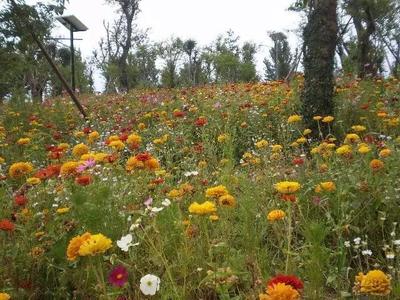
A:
[{"xmin": 1, "ymin": 76, "xmax": 400, "ymax": 299}]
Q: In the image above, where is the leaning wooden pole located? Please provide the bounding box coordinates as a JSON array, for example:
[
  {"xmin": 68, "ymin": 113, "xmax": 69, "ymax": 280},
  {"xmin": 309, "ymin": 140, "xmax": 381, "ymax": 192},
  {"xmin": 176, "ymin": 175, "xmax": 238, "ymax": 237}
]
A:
[{"xmin": 9, "ymin": 0, "xmax": 88, "ymax": 120}]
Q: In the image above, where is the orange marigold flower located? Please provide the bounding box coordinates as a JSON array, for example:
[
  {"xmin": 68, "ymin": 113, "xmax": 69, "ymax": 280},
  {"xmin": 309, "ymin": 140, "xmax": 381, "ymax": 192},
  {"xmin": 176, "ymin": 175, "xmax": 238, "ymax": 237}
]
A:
[
  {"xmin": 9, "ymin": 162, "xmax": 34, "ymax": 178},
  {"xmin": 370, "ymin": 159, "xmax": 384, "ymax": 171},
  {"xmin": 264, "ymin": 282, "xmax": 300, "ymax": 300},
  {"xmin": 66, "ymin": 232, "xmax": 92, "ymax": 261}
]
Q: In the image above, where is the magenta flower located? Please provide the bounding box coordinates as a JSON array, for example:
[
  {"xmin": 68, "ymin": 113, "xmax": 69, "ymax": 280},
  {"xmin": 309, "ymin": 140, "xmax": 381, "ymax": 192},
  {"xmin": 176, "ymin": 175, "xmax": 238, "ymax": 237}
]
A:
[
  {"xmin": 77, "ymin": 159, "xmax": 96, "ymax": 173},
  {"xmin": 108, "ymin": 265, "xmax": 128, "ymax": 287}
]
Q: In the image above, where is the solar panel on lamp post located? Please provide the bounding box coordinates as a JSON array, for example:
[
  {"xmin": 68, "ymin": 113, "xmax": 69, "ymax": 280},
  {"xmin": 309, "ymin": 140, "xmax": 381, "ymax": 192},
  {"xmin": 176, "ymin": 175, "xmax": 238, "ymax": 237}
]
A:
[{"xmin": 56, "ymin": 15, "xmax": 88, "ymax": 93}]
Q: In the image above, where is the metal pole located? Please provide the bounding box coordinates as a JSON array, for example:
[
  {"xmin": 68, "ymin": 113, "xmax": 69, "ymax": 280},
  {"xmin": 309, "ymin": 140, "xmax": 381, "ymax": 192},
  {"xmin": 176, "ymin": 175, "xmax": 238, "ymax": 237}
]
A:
[
  {"xmin": 31, "ymin": 32, "xmax": 88, "ymax": 119},
  {"xmin": 70, "ymin": 27, "xmax": 76, "ymax": 92}
]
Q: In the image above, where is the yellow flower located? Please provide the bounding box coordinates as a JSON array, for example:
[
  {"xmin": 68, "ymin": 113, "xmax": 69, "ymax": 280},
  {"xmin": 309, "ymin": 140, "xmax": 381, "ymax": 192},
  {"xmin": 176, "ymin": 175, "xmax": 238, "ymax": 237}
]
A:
[
  {"xmin": 198, "ymin": 160, "xmax": 207, "ymax": 168},
  {"xmin": 206, "ymin": 185, "xmax": 229, "ymax": 198},
  {"xmin": 9, "ymin": 162, "xmax": 34, "ymax": 178},
  {"xmin": 88, "ymin": 131, "xmax": 100, "ymax": 143},
  {"xmin": 94, "ymin": 152, "xmax": 109, "ymax": 163},
  {"xmin": 344, "ymin": 133, "xmax": 361, "ymax": 144},
  {"xmin": 322, "ymin": 116, "xmax": 334, "ymax": 123},
  {"xmin": 354, "ymin": 270, "xmax": 391, "ymax": 296},
  {"xmin": 296, "ymin": 137, "xmax": 307, "ymax": 144},
  {"xmin": 315, "ymin": 181, "xmax": 336, "ymax": 193},
  {"xmin": 267, "ymin": 209, "xmax": 286, "ymax": 221},
  {"xmin": 58, "ymin": 143, "xmax": 70, "ymax": 151},
  {"xmin": 126, "ymin": 133, "xmax": 141, "ymax": 146},
  {"xmin": 303, "ymin": 128, "xmax": 312, "ymax": 135},
  {"xmin": 386, "ymin": 117, "xmax": 399, "ymax": 127},
  {"xmin": 0, "ymin": 157, "xmax": 4, "ymax": 164},
  {"xmin": 57, "ymin": 207, "xmax": 70, "ymax": 214},
  {"xmin": 271, "ymin": 144, "xmax": 283, "ymax": 152},
  {"xmin": 218, "ymin": 194, "xmax": 236, "ymax": 207},
  {"xmin": 188, "ymin": 201, "xmax": 217, "ymax": 215},
  {"xmin": 72, "ymin": 143, "xmax": 89, "ymax": 157},
  {"xmin": 274, "ymin": 181, "xmax": 301, "ymax": 194},
  {"xmin": 78, "ymin": 233, "xmax": 112, "ymax": 257},
  {"xmin": 138, "ymin": 122, "xmax": 146, "ymax": 130},
  {"xmin": 26, "ymin": 177, "xmax": 41, "ymax": 185},
  {"xmin": 313, "ymin": 115, "xmax": 322, "ymax": 121},
  {"xmin": 74, "ymin": 131, "xmax": 85, "ymax": 138},
  {"xmin": 255, "ymin": 139, "xmax": 269, "ymax": 149},
  {"xmin": 167, "ymin": 189, "xmax": 184, "ymax": 198},
  {"xmin": 351, "ymin": 125, "xmax": 366, "ymax": 132},
  {"xmin": 209, "ymin": 214, "xmax": 219, "ymax": 221},
  {"xmin": 264, "ymin": 282, "xmax": 300, "ymax": 300},
  {"xmin": 145, "ymin": 158, "xmax": 160, "ymax": 170},
  {"xmin": 17, "ymin": 137, "xmax": 31, "ymax": 145},
  {"xmin": 379, "ymin": 148, "xmax": 391, "ymax": 158},
  {"xmin": 358, "ymin": 144, "xmax": 371, "ymax": 154},
  {"xmin": 108, "ymin": 140, "xmax": 125, "ymax": 151},
  {"xmin": 0, "ymin": 292, "xmax": 11, "ymax": 300},
  {"xmin": 287, "ymin": 115, "xmax": 302, "ymax": 123},
  {"xmin": 217, "ymin": 134, "xmax": 228, "ymax": 143},
  {"xmin": 336, "ymin": 145, "xmax": 352, "ymax": 156},
  {"xmin": 66, "ymin": 232, "xmax": 92, "ymax": 261},
  {"xmin": 60, "ymin": 161, "xmax": 79, "ymax": 177},
  {"xmin": 126, "ymin": 157, "xmax": 144, "ymax": 171}
]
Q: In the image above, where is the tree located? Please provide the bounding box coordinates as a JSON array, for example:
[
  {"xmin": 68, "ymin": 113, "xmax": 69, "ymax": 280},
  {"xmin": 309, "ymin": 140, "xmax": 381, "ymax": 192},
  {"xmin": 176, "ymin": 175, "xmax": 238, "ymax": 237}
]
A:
[
  {"xmin": 105, "ymin": 0, "xmax": 141, "ymax": 92},
  {"xmin": 0, "ymin": 0, "xmax": 67, "ymax": 101},
  {"xmin": 239, "ymin": 42, "xmax": 258, "ymax": 82},
  {"xmin": 49, "ymin": 47, "xmax": 92, "ymax": 96},
  {"xmin": 159, "ymin": 38, "xmax": 183, "ymax": 88},
  {"xmin": 301, "ymin": 0, "xmax": 338, "ymax": 135},
  {"xmin": 343, "ymin": 0, "xmax": 387, "ymax": 78},
  {"xmin": 183, "ymin": 39, "xmax": 196, "ymax": 85},
  {"xmin": 264, "ymin": 32, "xmax": 292, "ymax": 81}
]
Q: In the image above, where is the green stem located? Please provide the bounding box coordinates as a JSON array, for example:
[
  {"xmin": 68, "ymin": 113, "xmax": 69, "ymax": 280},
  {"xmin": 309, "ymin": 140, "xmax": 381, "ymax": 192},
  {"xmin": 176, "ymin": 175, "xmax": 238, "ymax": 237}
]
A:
[{"xmin": 285, "ymin": 204, "xmax": 293, "ymax": 274}]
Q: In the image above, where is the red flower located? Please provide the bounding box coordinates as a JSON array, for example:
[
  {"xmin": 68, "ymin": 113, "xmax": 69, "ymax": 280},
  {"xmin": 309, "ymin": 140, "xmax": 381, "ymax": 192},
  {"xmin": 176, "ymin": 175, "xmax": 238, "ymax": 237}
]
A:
[
  {"xmin": 151, "ymin": 177, "xmax": 164, "ymax": 185},
  {"xmin": 173, "ymin": 110, "xmax": 185, "ymax": 118},
  {"xmin": 119, "ymin": 133, "xmax": 128, "ymax": 142},
  {"xmin": 136, "ymin": 152, "xmax": 151, "ymax": 162},
  {"xmin": 292, "ymin": 157, "xmax": 304, "ymax": 166},
  {"xmin": 195, "ymin": 117, "xmax": 207, "ymax": 127},
  {"xmin": 15, "ymin": 194, "xmax": 28, "ymax": 206},
  {"xmin": 0, "ymin": 219, "xmax": 15, "ymax": 231},
  {"xmin": 108, "ymin": 265, "xmax": 128, "ymax": 287},
  {"xmin": 83, "ymin": 127, "xmax": 92, "ymax": 134},
  {"xmin": 280, "ymin": 194, "xmax": 297, "ymax": 202},
  {"xmin": 75, "ymin": 175, "xmax": 92, "ymax": 186},
  {"xmin": 267, "ymin": 274, "xmax": 304, "ymax": 291},
  {"xmin": 35, "ymin": 165, "xmax": 61, "ymax": 180}
]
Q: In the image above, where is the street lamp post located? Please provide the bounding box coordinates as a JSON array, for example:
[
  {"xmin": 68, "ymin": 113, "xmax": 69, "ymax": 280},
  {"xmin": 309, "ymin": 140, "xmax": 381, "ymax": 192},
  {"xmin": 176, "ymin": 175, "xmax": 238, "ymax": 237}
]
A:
[{"xmin": 56, "ymin": 15, "xmax": 88, "ymax": 92}]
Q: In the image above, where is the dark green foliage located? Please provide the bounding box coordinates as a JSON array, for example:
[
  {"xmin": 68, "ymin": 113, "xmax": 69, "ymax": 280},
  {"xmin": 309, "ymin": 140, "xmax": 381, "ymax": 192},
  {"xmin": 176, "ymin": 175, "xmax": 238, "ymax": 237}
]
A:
[{"xmin": 264, "ymin": 32, "xmax": 292, "ymax": 81}]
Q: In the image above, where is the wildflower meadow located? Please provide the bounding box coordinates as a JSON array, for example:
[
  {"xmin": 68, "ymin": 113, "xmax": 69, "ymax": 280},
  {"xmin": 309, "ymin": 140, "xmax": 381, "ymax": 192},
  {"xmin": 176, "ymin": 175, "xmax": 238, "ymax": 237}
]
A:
[{"xmin": 1, "ymin": 76, "xmax": 400, "ymax": 299}]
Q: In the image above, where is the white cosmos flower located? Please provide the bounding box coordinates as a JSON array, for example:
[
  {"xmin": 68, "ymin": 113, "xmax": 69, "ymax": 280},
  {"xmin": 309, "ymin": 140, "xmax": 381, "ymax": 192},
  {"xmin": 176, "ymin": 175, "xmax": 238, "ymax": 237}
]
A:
[
  {"xmin": 116, "ymin": 233, "xmax": 139, "ymax": 252},
  {"xmin": 161, "ymin": 198, "xmax": 171, "ymax": 207},
  {"xmin": 150, "ymin": 206, "xmax": 164, "ymax": 213},
  {"xmin": 140, "ymin": 274, "xmax": 160, "ymax": 296}
]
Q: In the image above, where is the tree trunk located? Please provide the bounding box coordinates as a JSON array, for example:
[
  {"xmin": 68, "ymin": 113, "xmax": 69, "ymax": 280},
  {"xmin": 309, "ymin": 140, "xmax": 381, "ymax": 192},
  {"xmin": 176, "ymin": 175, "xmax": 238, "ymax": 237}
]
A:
[{"xmin": 301, "ymin": 0, "xmax": 338, "ymax": 137}]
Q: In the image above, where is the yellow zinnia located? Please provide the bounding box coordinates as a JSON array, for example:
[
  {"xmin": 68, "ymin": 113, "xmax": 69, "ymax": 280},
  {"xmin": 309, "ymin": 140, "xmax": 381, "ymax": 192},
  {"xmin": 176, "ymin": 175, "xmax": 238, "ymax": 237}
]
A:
[
  {"xmin": 267, "ymin": 209, "xmax": 286, "ymax": 221},
  {"xmin": 188, "ymin": 201, "xmax": 217, "ymax": 215},
  {"xmin": 9, "ymin": 162, "xmax": 34, "ymax": 178},
  {"xmin": 78, "ymin": 233, "xmax": 112, "ymax": 257},
  {"xmin": 274, "ymin": 181, "xmax": 301, "ymax": 194}
]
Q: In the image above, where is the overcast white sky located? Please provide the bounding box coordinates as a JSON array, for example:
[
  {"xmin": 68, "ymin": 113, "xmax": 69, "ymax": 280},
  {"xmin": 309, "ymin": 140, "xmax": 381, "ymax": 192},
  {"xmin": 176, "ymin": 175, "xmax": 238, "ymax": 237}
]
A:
[{"xmin": 36, "ymin": 0, "xmax": 301, "ymax": 91}]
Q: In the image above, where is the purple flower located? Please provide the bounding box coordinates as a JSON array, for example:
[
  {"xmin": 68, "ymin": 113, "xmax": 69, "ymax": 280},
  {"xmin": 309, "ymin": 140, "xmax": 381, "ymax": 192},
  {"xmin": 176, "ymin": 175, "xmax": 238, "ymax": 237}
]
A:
[
  {"xmin": 108, "ymin": 265, "xmax": 128, "ymax": 287},
  {"xmin": 77, "ymin": 159, "xmax": 96, "ymax": 173},
  {"xmin": 144, "ymin": 197, "xmax": 153, "ymax": 207}
]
